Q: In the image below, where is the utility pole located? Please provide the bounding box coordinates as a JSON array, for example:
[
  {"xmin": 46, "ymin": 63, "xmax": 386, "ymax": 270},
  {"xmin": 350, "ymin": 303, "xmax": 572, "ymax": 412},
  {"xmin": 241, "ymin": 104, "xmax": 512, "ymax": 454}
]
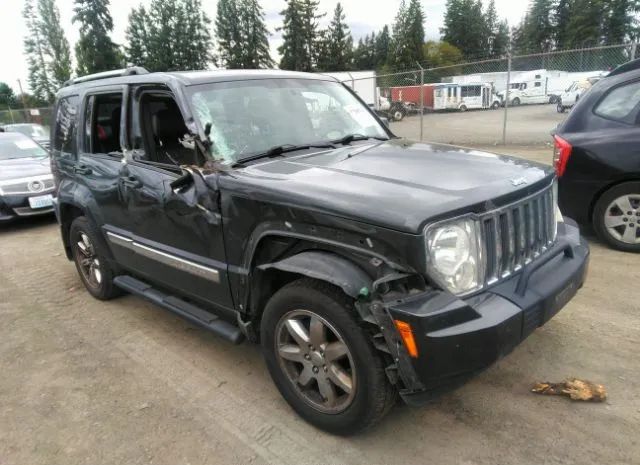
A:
[
  {"xmin": 17, "ymin": 79, "xmax": 30, "ymax": 123},
  {"xmin": 417, "ymin": 62, "xmax": 424, "ymax": 142},
  {"xmin": 502, "ymin": 52, "xmax": 511, "ymax": 145}
]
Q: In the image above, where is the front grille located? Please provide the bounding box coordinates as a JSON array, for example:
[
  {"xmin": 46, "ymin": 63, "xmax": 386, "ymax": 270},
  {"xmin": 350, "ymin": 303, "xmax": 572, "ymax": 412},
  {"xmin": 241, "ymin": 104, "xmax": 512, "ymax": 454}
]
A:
[
  {"xmin": 0, "ymin": 177, "xmax": 54, "ymax": 195},
  {"xmin": 481, "ymin": 183, "xmax": 556, "ymax": 285}
]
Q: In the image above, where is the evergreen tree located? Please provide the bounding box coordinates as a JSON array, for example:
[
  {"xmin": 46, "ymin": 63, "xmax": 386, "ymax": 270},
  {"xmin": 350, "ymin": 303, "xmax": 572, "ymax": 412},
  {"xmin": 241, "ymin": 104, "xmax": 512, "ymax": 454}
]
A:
[
  {"xmin": 0, "ymin": 83, "xmax": 18, "ymax": 109},
  {"xmin": 141, "ymin": 0, "xmax": 212, "ymax": 71},
  {"xmin": 239, "ymin": 0, "xmax": 274, "ymax": 68},
  {"xmin": 554, "ymin": 0, "xmax": 572, "ymax": 49},
  {"xmin": 215, "ymin": 0, "xmax": 243, "ymax": 67},
  {"xmin": 23, "ymin": 0, "xmax": 55, "ymax": 102},
  {"xmin": 278, "ymin": 0, "xmax": 323, "ymax": 71},
  {"xmin": 602, "ymin": 0, "xmax": 639, "ymax": 45},
  {"xmin": 73, "ymin": 0, "xmax": 121, "ymax": 75},
  {"xmin": 37, "ymin": 0, "xmax": 72, "ymax": 87},
  {"xmin": 483, "ymin": 0, "xmax": 508, "ymax": 56},
  {"xmin": 520, "ymin": 0, "xmax": 555, "ymax": 52},
  {"xmin": 564, "ymin": 0, "xmax": 603, "ymax": 48},
  {"xmin": 389, "ymin": 0, "xmax": 424, "ymax": 69},
  {"xmin": 320, "ymin": 2, "xmax": 353, "ymax": 71},
  {"xmin": 125, "ymin": 6, "xmax": 149, "ymax": 66},
  {"xmin": 374, "ymin": 25, "xmax": 391, "ymax": 68},
  {"xmin": 441, "ymin": 0, "xmax": 490, "ymax": 59},
  {"xmin": 492, "ymin": 20, "xmax": 510, "ymax": 56}
]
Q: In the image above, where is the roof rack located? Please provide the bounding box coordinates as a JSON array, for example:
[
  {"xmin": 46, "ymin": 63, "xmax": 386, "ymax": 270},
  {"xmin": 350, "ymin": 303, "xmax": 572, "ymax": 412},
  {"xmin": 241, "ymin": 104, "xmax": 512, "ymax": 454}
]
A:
[
  {"xmin": 63, "ymin": 67, "xmax": 149, "ymax": 87},
  {"xmin": 607, "ymin": 58, "xmax": 640, "ymax": 77}
]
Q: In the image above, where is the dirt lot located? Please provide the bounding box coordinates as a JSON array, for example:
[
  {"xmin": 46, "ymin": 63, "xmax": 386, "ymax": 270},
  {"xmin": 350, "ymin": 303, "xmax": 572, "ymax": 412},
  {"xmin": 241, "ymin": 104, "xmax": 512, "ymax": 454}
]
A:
[
  {"xmin": 1, "ymin": 147, "xmax": 639, "ymax": 465},
  {"xmin": 390, "ymin": 104, "xmax": 566, "ymax": 146}
]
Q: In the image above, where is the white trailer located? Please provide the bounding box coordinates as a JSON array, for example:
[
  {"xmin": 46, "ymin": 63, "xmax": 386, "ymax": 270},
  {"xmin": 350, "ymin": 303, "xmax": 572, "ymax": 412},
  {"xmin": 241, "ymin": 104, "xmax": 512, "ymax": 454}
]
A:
[{"xmin": 321, "ymin": 71, "xmax": 376, "ymax": 107}]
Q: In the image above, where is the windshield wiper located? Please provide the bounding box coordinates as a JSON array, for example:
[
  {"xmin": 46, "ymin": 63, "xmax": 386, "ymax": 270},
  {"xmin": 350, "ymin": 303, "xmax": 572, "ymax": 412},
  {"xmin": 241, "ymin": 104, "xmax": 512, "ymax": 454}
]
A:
[
  {"xmin": 232, "ymin": 143, "xmax": 336, "ymax": 167},
  {"xmin": 333, "ymin": 134, "xmax": 389, "ymax": 145}
]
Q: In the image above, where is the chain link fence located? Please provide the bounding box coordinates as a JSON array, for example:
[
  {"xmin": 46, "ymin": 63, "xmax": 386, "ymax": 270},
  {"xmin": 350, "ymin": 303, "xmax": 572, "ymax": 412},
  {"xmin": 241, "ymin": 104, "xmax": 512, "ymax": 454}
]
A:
[
  {"xmin": 339, "ymin": 43, "xmax": 636, "ymax": 148},
  {"xmin": 0, "ymin": 107, "xmax": 55, "ymax": 130}
]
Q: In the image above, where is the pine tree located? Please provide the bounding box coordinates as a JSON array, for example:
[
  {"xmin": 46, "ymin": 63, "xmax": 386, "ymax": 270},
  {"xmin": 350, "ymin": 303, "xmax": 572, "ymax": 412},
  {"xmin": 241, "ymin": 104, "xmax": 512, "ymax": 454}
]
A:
[
  {"xmin": 23, "ymin": 0, "xmax": 55, "ymax": 102},
  {"xmin": 554, "ymin": 0, "xmax": 572, "ymax": 49},
  {"xmin": 37, "ymin": 0, "xmax": 72, "ymax": 87},
  {"xmin": 0, "ymin": 83, "xmax": 18, "ymax": 109},
  {"xmin": 320, "ymin": 2, "xmax": 353, "ymax": 71},
  {"xmin": 602, "ymin": 0, "xmax": 639, "ymax": 45},
  {"xmin": 215, "ymin": 0, "xmax": 243, "ymax": 67},
  {"xmin": 239, "ymin": 0, "xmax": 274, "ymax": 68},
  {"xmin": 441, "ymin": 0, "xmax": 491, "ymax": 59},
  {"xmin": 405, "ymin": 0, "xmax": 426, "ymax": 64},
  {"xmin": 73, "ymin": 0, "xmax": 121, "ymax": 75},
  {"xmin": 520, "ymin": 0, "xmax": 555, "ymax": 52},
  {"xmin": 564, "ymin": 0, "xmax": 604, "ymax": 48},
  {"xmin": 125, "ymin": 6, "xmax": 149, "ymax": 66},
  {"xmin": 178, "ymin": 0, "xmax": 213, "ymax": 69},
  {"xmin": 278, "ymin": 0, "xmax": 322, "ymax": 71},
  {"xmin": 374, "ymin": 25, "xmax": 391, "ymax": 68}
]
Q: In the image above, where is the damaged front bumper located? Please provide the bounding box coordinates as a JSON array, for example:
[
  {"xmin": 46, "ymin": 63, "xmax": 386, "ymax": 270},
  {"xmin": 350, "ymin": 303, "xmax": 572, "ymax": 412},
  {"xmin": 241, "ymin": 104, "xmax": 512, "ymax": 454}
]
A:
[{"xmin": 383, "ymin": 219, "xmax": 589, "ymax": 405}]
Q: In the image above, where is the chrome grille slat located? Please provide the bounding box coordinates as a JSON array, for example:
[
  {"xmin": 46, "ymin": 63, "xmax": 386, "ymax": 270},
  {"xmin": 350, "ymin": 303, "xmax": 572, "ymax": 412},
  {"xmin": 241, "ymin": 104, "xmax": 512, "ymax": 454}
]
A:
[{"xmin": 480, "ymin": 184, "xmax": 556, "ymax": 288}]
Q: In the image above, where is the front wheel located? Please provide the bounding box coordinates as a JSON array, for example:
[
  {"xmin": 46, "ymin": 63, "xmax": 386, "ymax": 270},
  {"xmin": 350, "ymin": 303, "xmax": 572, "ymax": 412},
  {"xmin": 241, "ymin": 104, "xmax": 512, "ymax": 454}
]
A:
[
  {"xmin": 557, "ymin": 103, "xmax": 566, "ymax": 113},
  {"xmin": 490, "ymin": 101, "xmax": 500, "ymax": 109},
  {"xmin": 392, "ymin": 109, "xmax": 405, "ymax": 121},
  {"xmin": 593, "ymin": 182, "xmax": 640, "ymax": 252},
  {"xmin": 511, "ymin": 97, "xmax": 521, "ymax": 106},
  {"xmin": 261, "ymin": 278, "xmax": 395, "ymax": 435},
  {"xmin": 459, "ymin": 104, "xmax": 468, "ymax": 112}
]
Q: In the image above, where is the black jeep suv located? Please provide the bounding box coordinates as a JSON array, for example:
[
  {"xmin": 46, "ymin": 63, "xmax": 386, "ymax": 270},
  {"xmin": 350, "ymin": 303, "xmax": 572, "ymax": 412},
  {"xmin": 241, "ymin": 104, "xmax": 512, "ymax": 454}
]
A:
[{"xmin": 51, "ymin": 68, "xmax": 589, "ymax": 434}]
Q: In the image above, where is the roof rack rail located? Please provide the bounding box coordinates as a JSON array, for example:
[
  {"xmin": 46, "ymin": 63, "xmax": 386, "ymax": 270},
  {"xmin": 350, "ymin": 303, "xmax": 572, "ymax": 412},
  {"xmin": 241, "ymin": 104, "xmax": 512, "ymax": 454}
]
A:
[
  {"xmin": 607, "ymin": 58, "xmax": 640, "ymax": 77},
  {"xmin": 63, "ymin": 67, "xmax": 149, "ymax": 87}
]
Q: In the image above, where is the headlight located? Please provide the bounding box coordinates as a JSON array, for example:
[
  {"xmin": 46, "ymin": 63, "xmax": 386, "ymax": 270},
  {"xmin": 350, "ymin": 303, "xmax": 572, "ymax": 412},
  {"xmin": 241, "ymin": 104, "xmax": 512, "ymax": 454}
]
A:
[{"xmin": 426, "ymin": 218, "xmax": 484, "ymax": 295}]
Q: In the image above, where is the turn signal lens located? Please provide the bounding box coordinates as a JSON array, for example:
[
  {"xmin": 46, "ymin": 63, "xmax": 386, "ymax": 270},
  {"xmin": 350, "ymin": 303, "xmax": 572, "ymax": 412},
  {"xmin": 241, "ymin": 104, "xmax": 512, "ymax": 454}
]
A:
[{"xmin": 394, "ymin": 320, "xmax": 419, "ymax": 358}]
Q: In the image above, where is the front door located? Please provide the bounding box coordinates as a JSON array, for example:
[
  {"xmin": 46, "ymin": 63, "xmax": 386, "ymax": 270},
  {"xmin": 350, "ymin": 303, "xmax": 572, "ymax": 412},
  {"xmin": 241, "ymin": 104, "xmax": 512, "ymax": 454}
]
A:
[{"xmin": 111, "ymin": 85, "xmax": 234, "ymax": 314}]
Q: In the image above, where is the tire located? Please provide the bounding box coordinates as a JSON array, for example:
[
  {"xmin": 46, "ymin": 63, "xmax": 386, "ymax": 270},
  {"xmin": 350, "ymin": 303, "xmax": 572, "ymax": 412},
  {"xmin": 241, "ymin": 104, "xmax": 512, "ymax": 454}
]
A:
[
  {"xmin": 557, "ymin": 103, "xmax": 566, "ymax": 113},
  {"xmin": 459, "ymin": 105, "xmax": 468, "ymax": 112},
  {"xmin": 490, "ymin": 101, "xmax": 500, "ymax": 110},
  {"xmin": 261, "ymin": 278, "xmax": 395, "ymax": 435},
  {"xmin": 592, "ymin": 182, "xmax": 640, "ymax": 253},
  {"xmin": 392, "ymin": 109, "xmax": 405, "ymax": 122},
  {"xmin": 69, "ymin": 216, "xmax": 122, "ymax": 299},
  {"xmin": 512, "ymin": 97, "xmax": 521, "ymax": 106}
]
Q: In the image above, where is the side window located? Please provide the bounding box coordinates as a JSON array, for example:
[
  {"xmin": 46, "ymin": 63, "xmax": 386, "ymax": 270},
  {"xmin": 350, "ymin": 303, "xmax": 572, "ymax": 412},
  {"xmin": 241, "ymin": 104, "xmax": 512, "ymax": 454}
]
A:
[
  {"xmin": 135, "ymin": 91, "xmax": 196, "ymax": 166},
  {"xmin": 85, "ymin": 93, "xmax": 123, "ymax": 155},
  {"xmin": 534, "ymin": 82, "xmax": 542, "ymax": 87},
  {"xmin": 594, "ymin": 80, "xmax": 640, "ymax": 124},
  {"xmin": 53, "ymin": 95, "xmax": 79, "ymax": 157}
]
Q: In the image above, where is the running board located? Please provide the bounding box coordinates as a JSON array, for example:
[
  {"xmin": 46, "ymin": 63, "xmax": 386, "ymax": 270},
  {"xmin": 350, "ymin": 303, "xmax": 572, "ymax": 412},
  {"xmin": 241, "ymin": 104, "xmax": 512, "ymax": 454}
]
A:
[{"xmin": 113, "ymin": 275, "xmax": 244, "ymax": 344}]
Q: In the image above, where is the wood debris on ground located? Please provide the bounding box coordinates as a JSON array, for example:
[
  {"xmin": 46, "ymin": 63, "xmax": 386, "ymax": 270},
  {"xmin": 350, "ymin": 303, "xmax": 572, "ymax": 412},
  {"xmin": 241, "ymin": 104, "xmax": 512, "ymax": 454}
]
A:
[{"xmin": 531, "ymin": 378, "xmax": 607, "ymax": 402}]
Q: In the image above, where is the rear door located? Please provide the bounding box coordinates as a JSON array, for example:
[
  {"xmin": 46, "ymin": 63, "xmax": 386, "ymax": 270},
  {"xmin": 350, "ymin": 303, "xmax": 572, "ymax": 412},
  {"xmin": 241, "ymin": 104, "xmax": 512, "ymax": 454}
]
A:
[
  {"xmin": 74, "ymin": 86, "xmax": 139, "ymax": 270},
  {"xmin": 110, "ymin": 84, "xmax": 234, "ymax": 313}
]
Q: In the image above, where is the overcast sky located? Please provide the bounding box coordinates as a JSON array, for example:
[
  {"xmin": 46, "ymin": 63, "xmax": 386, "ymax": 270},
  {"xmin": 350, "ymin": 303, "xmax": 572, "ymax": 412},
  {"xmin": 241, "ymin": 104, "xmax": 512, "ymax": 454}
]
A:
[{"xmin": 1, "ymin": 0, "xmax": 528, "ymax": 93}]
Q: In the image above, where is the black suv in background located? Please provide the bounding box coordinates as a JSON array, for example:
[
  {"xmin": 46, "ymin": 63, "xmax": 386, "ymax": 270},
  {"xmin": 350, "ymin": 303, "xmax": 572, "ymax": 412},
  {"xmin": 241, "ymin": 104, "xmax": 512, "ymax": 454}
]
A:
[
  {"xmin": 554, "ymin": 59, "xmax": 640, "ymax": 252},
  {"xmin": 51, "ymin": 68, "xmax": 589, "ymax": 434}
]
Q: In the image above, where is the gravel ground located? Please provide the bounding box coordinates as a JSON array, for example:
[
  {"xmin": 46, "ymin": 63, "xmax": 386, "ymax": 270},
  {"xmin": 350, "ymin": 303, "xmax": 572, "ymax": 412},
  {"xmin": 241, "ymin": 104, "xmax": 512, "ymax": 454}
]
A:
[
  {"xmin": 390, "ymin": 104, "xmax": 566, "ymax": 146},
  {"xmin": 1, "ymin": 146, "xmax": 639, "ymax": 465}
]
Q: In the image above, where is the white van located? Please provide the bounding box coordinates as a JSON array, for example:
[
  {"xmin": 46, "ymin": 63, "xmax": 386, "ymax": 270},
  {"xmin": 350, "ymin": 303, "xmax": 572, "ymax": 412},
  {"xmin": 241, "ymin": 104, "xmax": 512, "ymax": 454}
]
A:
[{"xmin": 433, "ymin": 83, "xmax": 501, "ymax": 111}]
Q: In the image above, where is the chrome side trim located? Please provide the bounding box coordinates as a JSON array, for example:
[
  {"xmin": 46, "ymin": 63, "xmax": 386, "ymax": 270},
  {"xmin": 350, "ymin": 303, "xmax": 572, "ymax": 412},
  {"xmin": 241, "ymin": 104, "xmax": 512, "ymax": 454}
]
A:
[{"xmin": 106, "ymin": 231, "xmax": 220, "ymax": 282}]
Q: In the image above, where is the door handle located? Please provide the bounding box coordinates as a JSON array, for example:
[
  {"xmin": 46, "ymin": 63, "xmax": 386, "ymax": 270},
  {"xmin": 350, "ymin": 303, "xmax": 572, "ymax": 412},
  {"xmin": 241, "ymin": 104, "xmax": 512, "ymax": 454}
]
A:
[
  {"xmin": 121, "ymin": 175, "xmax": 142, "ymax": 188},
  {"xmin": 74, "ymin": 164, "xmax": 92, "ymax": 175}
]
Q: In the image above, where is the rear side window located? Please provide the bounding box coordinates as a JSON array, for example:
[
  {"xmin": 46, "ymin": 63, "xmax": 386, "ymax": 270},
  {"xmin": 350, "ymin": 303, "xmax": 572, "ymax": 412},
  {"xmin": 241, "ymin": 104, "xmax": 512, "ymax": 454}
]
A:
[
  {"xmin": 594, "ymin": 80, "xmax": 640, "ymax": 124},
  {"xmin": 53, "ymin": 95, "xmax": 79, "ymax": 156},
  {"xmin": 85, "ymin": 93, "xmax": 123, "ymax": 155}
]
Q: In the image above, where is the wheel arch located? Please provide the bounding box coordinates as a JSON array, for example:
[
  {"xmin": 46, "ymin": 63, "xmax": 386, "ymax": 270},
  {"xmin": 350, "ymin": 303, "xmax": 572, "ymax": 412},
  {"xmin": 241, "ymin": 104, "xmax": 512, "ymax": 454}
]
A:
[{"xmin": 58, "ymin": 201, "xmax": 87, "ymax": 259}]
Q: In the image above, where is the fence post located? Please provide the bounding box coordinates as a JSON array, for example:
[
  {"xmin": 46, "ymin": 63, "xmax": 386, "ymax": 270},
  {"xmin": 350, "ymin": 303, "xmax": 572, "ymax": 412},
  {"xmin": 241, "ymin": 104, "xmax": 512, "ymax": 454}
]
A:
[
  {"xmin": 631, "ymin": 42, "xmax": 638, "ymax": 61},
  {"xmin": 373, "ymin": 72, "xmax": 378, "ymax": 110},
  {"xmin": 8, "ymin": 106, "xmax": 15, "ymax": 123},
  {"xmin": 417, "ymin": 63, "xmax": 424, "ymax": 142},
  {"xmin": 502, "ymin": 52, "xmax": 511, "ymax": 145}
]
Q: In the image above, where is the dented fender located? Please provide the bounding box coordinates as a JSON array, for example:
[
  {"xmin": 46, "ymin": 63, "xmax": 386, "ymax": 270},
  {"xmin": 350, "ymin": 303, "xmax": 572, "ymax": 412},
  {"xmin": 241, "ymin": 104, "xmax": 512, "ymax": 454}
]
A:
[{"xmin": 258, "ymin": 250, "xmax": 372, "ymax": 298}]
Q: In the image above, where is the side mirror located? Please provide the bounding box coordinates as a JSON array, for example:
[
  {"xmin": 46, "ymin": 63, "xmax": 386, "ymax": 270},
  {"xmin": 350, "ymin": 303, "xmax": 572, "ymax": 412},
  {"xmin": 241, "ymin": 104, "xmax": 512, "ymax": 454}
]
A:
[{"xmin": 380, "ymin": 117, "xmax": 390, "ymax": 128}]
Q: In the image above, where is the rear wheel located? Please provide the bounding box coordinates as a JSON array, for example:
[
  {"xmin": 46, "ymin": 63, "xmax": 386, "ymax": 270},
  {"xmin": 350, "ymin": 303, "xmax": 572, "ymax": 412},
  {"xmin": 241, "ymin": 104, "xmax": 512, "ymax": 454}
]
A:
[
  {"xmin": 557, "ymin": 103, "xmax": 566, "ymax": 113},
  {"xmin": 70, "ymin": 216, "xmax": 121, "ymax": 299},
  {"xmin": 392, "ymin": 108, "xmax": 405, "ymax": 121},
  {"xmin": 459, "ymin": 104, "xmax": 468, "ymax": 112},
  {"xmin": 593, "ymin": 182, "xmax": 640, "ymax": 252},
  {"xmin": 261, "ymin": 278, "xmax": 395, "ymax": 435},
  {"xmin": 512, "ymin": 97, "xmax": 521, "ymax": 106},
  {"xmin": 490, "ymin": 101, "xmax": 500, "ymax": 109}
]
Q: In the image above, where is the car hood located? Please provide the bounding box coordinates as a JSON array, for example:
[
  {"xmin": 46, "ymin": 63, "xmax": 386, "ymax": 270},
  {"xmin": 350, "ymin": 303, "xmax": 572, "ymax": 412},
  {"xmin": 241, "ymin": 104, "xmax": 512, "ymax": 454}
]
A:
[
  {"xmin": 0, "ymin": 157, "xmax": 51, "ymax": 182},
  {"xmin": 221, "ymin": 139, "xmax": 554, "ymax": 233}
]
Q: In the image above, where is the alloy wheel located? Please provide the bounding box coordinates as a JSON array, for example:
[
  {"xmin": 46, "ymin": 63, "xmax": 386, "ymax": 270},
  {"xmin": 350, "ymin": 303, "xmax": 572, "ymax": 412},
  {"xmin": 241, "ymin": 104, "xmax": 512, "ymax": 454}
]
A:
[
  {"xmin": 604, "ymin": 194, "xmax": 640, "ymax": 244},
  {"xmin": 275, "ymin": 309, "xmax": 356, "ymax": 414},
  {"xmin": 75, "ymin": 232, "xmax": 103, "ymax": 288}
]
